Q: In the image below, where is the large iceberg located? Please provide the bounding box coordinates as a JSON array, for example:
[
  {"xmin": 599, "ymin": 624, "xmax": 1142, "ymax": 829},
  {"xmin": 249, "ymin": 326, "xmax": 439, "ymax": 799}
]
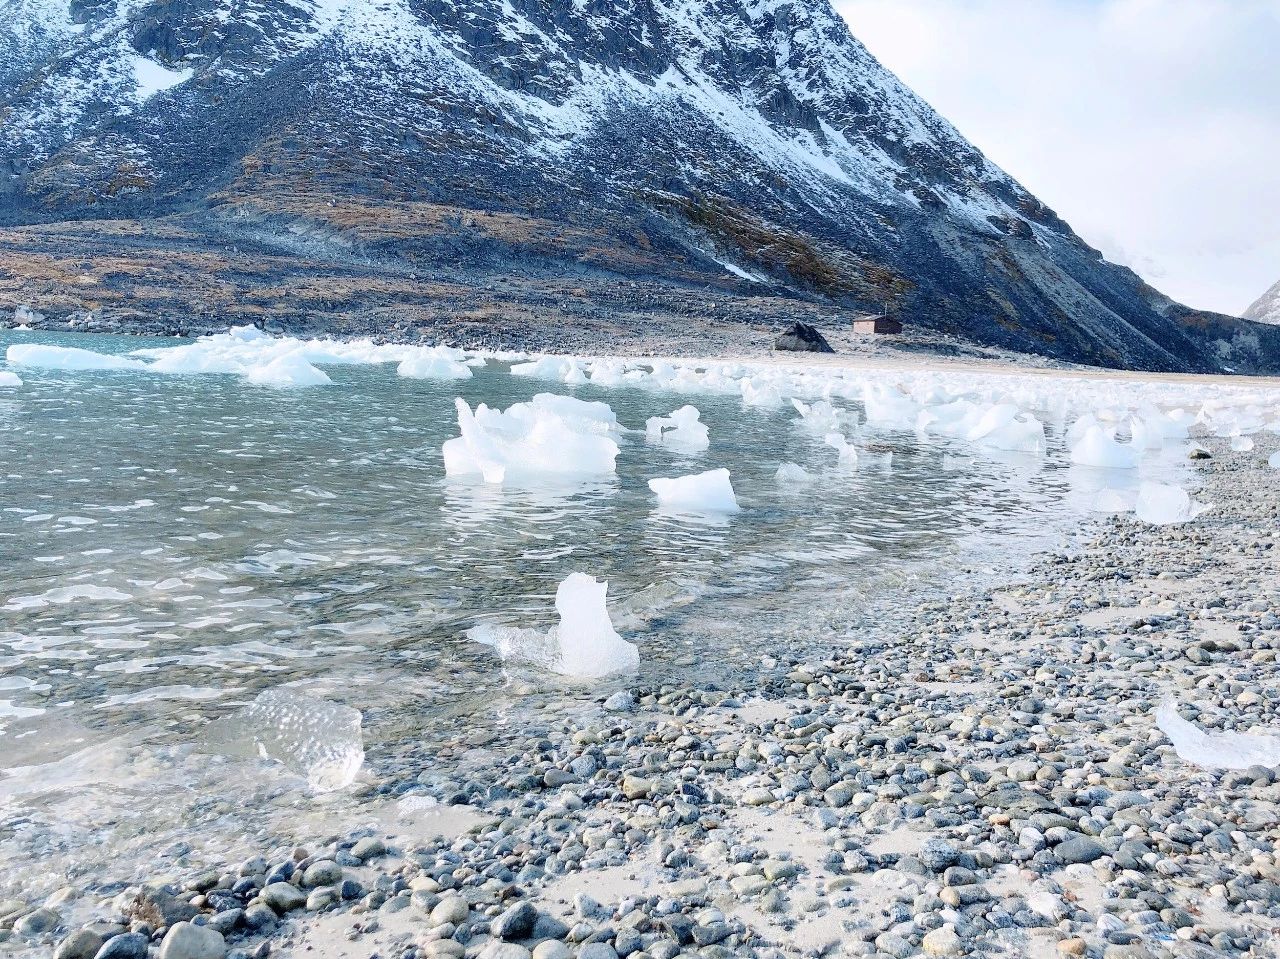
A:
[
  {"xmin": 648, "ymin": 468, "xmax": 740, "ymax": 512},
  {"xmin": 775, "ymin": 463, "xmax": 814, "ymax": 485},
  {"xmin": 1156, "ymin": 699, "xmax": 1280, "ymax": 770},
  {"xmin": 201, "ymin": 687, "xmax": 364, "ymax": 792},
  {"xmin": 443, "ymin": 393, "xmax": 620, "ymax": 483},
  {"xmin": 645, "ymin": 406, "xmax": 710, "ymax": 451},
  {"xmin": 1134, "ymin": 482, "xmax": 1211, "ymax": 525}
]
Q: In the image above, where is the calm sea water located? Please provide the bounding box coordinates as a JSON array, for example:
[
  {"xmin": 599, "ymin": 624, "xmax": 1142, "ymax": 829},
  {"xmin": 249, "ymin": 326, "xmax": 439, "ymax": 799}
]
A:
[{"xmin": 0, "ymin": 330, "xmax": 1105, "ymax": 906}]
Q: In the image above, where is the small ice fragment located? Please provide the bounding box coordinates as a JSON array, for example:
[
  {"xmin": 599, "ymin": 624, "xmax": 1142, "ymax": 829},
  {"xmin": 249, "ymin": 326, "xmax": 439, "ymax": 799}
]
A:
[
  {"xmin": 201, "ymin": 687, "xmax": 364, "ymax": 792},
  {"xmin": 791, "ymin": 399, "xmax": 844, "ymax": 434},
  {"xmin": 510, "ymin": 356, "xmax": 581, "ymax": 382},
  {"xmin": 1091, "ymin": 488, "xmax": 1133, "ymax": 513},
  {"xmin": 966, "ymin": 404, "xmax": 1045, "ymax": 453},
  {"xmin": 396, "ymin": 352, "xmax": 473, "ymax": 380},
  {"xmin": 1134, "ymin": 482, "xmax": 1210, "ymax": 525},
  {"xmin": 775, "ymin": 463, "xmax": 813, "ymax": 485},
  {"xmin": 242, "ymin": 355, "xmax": 332, "ymax": 387},
  {"xmin": 4, "ymin": 584, "xmax": 132, "ymax": 610},
  {"xmin": 1270, "ymin": 452, "xmax": 1280, "ymax": 469},
  {"xmin": 0, "ymin": 371, "xmax": 21, "ymax": 387},
  {"xmin": 550, "ymin": 573, "xmax": 639, "ymax": 678},
  {"xmin": 470, "ymin": 574, "xmax": 639, "ymax": 678},
  {"xmin": 1231, "ymin": 436, "xmax": 1255, "ymax": 452},
  {"xmin": 1070, "ymin": 425, "xmax": 1139, "ymax": 469},
  {"xmin": 6, "ymin": 344, "xmax": 147, "ymax": 371},
  {"xmin": 740, "ymin": 376, "xmax": 782, "ymax": 407},
  {"xmin": 1156, "ymin": 699, "xmax": 1280, "ymax": 770},
  {"xmin": 645, "ymin": 406, "xmax": 710, "ymax": 451},
  {"xmin": 824, "ymin": 432, "xmax": 858, "ymax": 466},
  {"xmin": 648, "ymin": 468, "xmax": 739, "ymax": 512}
]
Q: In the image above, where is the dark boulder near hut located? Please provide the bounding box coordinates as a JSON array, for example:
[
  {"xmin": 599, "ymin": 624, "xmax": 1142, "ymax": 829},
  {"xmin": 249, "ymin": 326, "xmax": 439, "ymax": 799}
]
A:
[{"xmin": 775, "ymin": 322, "xmax": 834, "ymax": 354}]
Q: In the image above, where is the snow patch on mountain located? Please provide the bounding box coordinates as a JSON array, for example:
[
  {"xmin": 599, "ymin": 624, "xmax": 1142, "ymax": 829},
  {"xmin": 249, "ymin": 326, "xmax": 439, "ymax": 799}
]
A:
[{"xmin": 1244, "ymin": 280, "xmax": 1280, "ymax": 326}]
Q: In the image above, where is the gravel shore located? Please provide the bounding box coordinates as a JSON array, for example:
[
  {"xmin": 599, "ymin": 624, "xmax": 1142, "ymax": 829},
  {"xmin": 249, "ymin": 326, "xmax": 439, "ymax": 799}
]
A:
[{"xmin": 6, "ymin": 433, "xmax": 1280, "ymax": 959}]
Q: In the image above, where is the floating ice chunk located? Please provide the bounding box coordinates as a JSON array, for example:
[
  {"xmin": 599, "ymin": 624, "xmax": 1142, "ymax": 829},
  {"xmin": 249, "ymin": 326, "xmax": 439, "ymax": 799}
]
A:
[
  {"xmin": 443, "ymin": 394, "xmax": 620, "ymax": 483},
  {"xmin": 966, "ymin": 404, "xmax": 1045, "ymax": 453},
  {"xmin": 202, "ymin": 688, "xmax": 364, "ymax": 792},
  {"xmin": 791, "ymin": 399, "xmax": 844, "ymax": 434},
  {"xmin": 1231, "ymin": 436, "xmax": 1255, "ymax": 452},
  {"xmin": 1070, "ymin": 425, "xmax": 1139, "ymax": 469},
  {"xmin": 242, "ymin": 354, "xmax": 332, "ymax": 387},
  {"xmin": 1270, "ymin": 452, "xmax": 1280, "ymax": 469},
  {"xmin": 228, "ymin": 324, "xmax": 273, "ymax": 343},
  {"xmin": 587, "ymin": 360, "xmax": 626, "ymax": 386},
  {"xmin": 0, "ymin": 371, "xmax": 21, "ymax": 387},
  {"xmin": 1156, "ymin": 699, "xmax": 1280, "ymax": 770},
  {"xmin": 646, "ymin": 406, "xmax": 710, "ymax": 451},
  {"xmin": 916, "ymin": 398, "xmax": 981, "ymax": 436},
  {"xmin": 740, "ymin": 376, "xmax": 782, "ymax": 407},
  {"xmin": 396, "ymin": 352, "xmax": 473, "ymax": 380},
  {"xmin": 4, "ymin": 584, "xmax": 132, "ymax": 610},
  {"xmin": 470, "ymin": 574, "xmax": 638, "ymax": 678},
  {"xmin": 862, "ymin": 383, "xmax": 918, "ymax": 428},
  {"xmin": 6, "ymin": 344, "xmax": 147, "ymax": 371},
  {"xmin": 549, "ymin": 573, "xmax": 639, "ymax": 678},
  {"xmin": 824, "ymin": 432, "xmax": 858, "ymax": 467},
  {"xmin": 775, "ymin": 463, "xmax": 814, "ymax": 485},
  {"xmin": 509, "ymin": 358, "xmax": 576, "ymax": 378},
  {"xmin": 648, "ymin": 468, "xmax": 739, "ymax": 512},
  {"xmin": 1134, "ymin": 482, "xmax": 1211, "ymax": 525}
]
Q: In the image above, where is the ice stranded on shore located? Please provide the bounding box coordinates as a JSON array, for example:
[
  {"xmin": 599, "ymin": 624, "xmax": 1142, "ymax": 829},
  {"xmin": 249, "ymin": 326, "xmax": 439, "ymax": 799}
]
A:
[
  {"xmin": 1134, "ymin": 482, "xmax": 1211, "ymax": 525},
  {"xmin": 1156, "ymin": 699, "xmax": 1280, "ymax": 770},
  {"xmin": 201, "ymin": 687, "xmax": 364, "ymax": 793},
  {"xmin": 471, "ymin": 573, "xmax": 639, "ymax": 678},
  {"xmin": 648, "ymin": 468, "xmax": 740, "ymax": 513},
  {"xmin": 1069, "ymin": 424, "xmax": 1140, "ymax": 469}
]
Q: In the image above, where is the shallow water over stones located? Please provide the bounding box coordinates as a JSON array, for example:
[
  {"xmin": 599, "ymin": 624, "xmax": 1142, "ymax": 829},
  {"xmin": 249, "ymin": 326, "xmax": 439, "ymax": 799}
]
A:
[{"xmin": 0, "ymin": 330, "xmax": 1193, "ymax": 908}]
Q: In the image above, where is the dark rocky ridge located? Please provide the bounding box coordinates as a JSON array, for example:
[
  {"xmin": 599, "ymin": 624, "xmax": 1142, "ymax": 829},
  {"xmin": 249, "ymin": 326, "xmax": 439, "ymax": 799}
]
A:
[{"xmin": 3, "ymin": 0, "xmax": 1278, "ymax": 371}]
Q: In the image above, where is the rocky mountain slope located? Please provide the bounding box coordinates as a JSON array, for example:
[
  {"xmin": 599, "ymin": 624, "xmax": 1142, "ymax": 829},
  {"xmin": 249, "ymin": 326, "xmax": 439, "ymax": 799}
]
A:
[
  {"xmin": 1245, "ymin": 280, "xmax": 1280, "ymax": 326},
  {"xmin": 3, "ymin": 0, "xmax": 1277, "ymax": 371}
]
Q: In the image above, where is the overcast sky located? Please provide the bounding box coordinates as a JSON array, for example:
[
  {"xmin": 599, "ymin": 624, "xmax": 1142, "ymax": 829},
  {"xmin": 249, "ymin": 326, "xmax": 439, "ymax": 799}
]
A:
[{"xmin": 835, "ymin": 0, "xmax": 1280, "ymax": 317}]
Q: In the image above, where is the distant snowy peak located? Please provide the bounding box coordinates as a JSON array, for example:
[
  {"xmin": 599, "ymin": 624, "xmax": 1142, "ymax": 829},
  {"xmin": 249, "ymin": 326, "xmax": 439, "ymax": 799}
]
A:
[{"xmin": 1244, "ymin": 280, "xmax": 1280, "ymax": 325}]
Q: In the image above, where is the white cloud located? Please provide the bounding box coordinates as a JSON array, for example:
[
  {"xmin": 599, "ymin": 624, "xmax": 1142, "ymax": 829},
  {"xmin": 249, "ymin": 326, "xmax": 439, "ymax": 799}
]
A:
[{"xmin": 834, "ymin": 0, "xmax": 1280, "ymax": 316}]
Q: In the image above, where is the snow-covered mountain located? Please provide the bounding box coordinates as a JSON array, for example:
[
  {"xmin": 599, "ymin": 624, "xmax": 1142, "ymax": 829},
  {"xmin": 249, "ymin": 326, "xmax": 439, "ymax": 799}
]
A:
[
  {"xmin": 1245, "ymin": 281, "xmax": 1280, "ymax": 326},
  {"xmin": 2, "ymin": 0, "xmax": 1276, "ymax": 370}
]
